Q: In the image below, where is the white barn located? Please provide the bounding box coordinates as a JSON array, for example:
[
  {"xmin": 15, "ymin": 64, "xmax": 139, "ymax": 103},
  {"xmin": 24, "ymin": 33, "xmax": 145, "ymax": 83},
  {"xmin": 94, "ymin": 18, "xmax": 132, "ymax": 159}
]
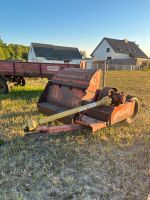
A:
[
  {"xmin": 28, "ymin": 43, "xmax": 82, "ymax": 64},
  {"xmin": 91, "ymin": 37, "xmax": 148, "ymax": 61}
]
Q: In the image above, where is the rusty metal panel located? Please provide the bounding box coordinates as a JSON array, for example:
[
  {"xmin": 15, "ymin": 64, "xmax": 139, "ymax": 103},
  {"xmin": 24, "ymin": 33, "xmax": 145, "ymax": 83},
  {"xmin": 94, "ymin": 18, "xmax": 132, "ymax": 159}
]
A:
[
  {"xmin": 37, "ymin": 124, "xmax": 83, "ymax": 135},
  {"xmin": 41, "ymin": 63, "xmax": 79, "ymax": 76},
  {"xmin": 110, "ymin": 101, "xmax": 135, "ymax": 124},
  {"xmin": 76, "ymin": 115, "xmax": 106, "ymax": 132},
  {"xmin": 51, "ymin": 68, "xmax": 100, "ymax": 89},
  {"xmin": 38, "ymin": 69, "xmax": 101, "ymax": 118},
  {"xmin": 0, "ymin": 61, "xmax": 14, "ymax": 75},
  {"xmin": 15, "ymin": 62, "xmax": 41, "ymax": 75},
  {"xmin": 38, "ymin": 68, "xmax": 101, "ymax": 124},
  {"xmin": 37, "ymin": 103, "xmax": 74, "ymax": 124},
  {"xmin": 85, "ymin": 105, "xmax": 114, "ymax": 122},
  {"xmin": 85, "ymin": 101, "xmax": 135, "ymax": 125},
  {"xmin": 47, "ymin": 85, "xmax": 85, "ymax": 108},
  {"xmin": 0, "ymin": 60, "xmax": 80, "ymax": 78}
]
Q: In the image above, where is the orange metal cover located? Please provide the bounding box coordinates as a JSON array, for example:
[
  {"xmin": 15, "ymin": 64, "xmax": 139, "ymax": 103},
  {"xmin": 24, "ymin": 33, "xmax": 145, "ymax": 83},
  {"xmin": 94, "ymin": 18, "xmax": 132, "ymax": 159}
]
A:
[
  {"xmin": 38, "ymin": 68, "xmax": 101, "ymax": 121},
  {"xmin": 42, "ymin": 68, "xmax": 101, "ymax": 109}
]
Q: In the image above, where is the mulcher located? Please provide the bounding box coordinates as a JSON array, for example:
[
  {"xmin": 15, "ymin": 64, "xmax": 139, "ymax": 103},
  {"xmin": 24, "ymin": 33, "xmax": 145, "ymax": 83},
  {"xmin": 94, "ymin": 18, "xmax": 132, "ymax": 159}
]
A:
[{"xmin": 25, "ymin": 68, "xmax": 139, "ymax": 134}]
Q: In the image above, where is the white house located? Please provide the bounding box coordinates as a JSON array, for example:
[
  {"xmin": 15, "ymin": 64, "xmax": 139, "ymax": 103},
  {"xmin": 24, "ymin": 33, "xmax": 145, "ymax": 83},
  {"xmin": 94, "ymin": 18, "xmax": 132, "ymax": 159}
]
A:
[
  {"xmin": 28, "ymin": 43, "xmax": 82, "ymax": 64},
  {"xmin": 91, "ymin": 37, "xmax": 148, "ymax": 61}
]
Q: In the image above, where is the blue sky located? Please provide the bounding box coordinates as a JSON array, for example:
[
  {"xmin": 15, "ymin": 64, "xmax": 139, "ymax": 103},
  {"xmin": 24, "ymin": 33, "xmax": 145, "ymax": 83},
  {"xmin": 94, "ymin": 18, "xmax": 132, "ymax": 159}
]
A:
[{"xmin": 0, "ymin": 0, "xmax": 150, "ymax": 56}]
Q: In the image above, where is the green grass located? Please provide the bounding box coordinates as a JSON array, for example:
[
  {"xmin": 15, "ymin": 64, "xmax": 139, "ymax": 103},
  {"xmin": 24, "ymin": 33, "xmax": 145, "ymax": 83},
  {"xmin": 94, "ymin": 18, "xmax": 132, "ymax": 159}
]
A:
[
  {"xmin": 0, "ymin": 138, "xmax": 4, "ymax": 145},
  {"xmin": 0, "ymin": 71, "xmax": 150, "ymax": 144},
  {"xmin": 0, "ymin": 78, "xmax": 47, "ymax": 139}
]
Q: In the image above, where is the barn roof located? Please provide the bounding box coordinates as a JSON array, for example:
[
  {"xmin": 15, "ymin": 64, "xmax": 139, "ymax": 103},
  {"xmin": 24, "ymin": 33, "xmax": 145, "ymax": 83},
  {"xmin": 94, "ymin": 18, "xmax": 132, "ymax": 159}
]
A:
[
  {"xmin": 91, "ymin": 37, "xmax": 148, "ymax": 59},
  {"xmin": 31, "ymin": 43, "xmax": 82, "ymax": 60}
]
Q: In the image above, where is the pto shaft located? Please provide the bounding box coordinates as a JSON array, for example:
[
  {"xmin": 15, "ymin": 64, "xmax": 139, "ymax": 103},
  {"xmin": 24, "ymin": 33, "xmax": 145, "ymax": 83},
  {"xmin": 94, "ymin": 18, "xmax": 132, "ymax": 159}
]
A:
[{"xmin": 25, "ymin": 96, "xmax": 112, "ymax": 131}]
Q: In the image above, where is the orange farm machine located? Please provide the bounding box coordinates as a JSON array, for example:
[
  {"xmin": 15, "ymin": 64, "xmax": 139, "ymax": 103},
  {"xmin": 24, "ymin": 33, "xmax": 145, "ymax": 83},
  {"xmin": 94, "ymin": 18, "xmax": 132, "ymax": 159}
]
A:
[{"xmin": 25, "ymin": 68, "xmax": 139, "ymax": 135}]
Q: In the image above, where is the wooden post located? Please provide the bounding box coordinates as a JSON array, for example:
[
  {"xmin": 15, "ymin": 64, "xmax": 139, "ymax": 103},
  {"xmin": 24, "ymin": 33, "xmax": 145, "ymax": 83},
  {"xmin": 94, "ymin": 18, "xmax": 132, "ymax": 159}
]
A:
[
  {"xmin": 115, "ymin": 64, "xmax": 117, "ymax": 71},
  {"xmin": 103, "ymin": 61, "xmax": 106, "ymax": 87},
  {"xmin": 106, "ymin": 61, "xmax": 109, "ymax": 71},
  {"xmin": 99, "ymin": 65, "xmax": 101, "ymax": 89},
  {"xmin": 97, "ymin": 64, "xmax": 99, "ymax": 70}
]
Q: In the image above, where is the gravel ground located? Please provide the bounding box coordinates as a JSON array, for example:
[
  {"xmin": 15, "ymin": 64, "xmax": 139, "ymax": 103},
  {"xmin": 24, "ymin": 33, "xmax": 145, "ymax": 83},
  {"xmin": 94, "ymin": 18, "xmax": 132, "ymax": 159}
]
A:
[{"xmin": 0, "ymin": 133, "xmax": 149, "ymax": 200}]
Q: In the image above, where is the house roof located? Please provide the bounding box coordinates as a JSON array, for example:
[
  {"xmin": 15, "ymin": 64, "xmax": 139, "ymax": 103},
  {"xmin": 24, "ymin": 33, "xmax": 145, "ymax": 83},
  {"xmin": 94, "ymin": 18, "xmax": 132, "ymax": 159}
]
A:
[
  {"xmin": 31, "ymin": 43, "xmax": 82, "ymax": 60},
  {"xmin": 91, "ymin": 37, "xmax": 148, "ymax": 59}
]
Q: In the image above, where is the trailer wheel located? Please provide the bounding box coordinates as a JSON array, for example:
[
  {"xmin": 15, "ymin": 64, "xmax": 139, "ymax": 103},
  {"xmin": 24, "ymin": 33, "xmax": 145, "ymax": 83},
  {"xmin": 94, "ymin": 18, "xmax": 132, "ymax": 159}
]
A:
[
  {"xmin": 0, "ymin": 79, "xmax": 9, "ymax": 94},
  {"xmin": 20, "ymin": 77, "xmax": 26, "ymax": 86},
  {"xmin": 126, "ymin": 97, "xmax": 139, "ymax": 124},
  {"xmin": 13, "ymin": 76, "xmax": 26, "ymax": 86}
]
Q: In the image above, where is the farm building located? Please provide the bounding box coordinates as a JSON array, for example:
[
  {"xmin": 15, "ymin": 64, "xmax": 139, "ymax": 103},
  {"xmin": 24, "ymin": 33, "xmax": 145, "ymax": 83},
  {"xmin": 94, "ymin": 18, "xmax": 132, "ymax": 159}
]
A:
[
  {"xmin": 91, "ymin": 37, "xmax": 148, "ymax": 61},
  {"xmin": 90, "ymin": 37, "xmax": 149, "ymax": 69},
  {"xmin": 28, "ymin": 43, "xmax": 82, "ymax": 64}
]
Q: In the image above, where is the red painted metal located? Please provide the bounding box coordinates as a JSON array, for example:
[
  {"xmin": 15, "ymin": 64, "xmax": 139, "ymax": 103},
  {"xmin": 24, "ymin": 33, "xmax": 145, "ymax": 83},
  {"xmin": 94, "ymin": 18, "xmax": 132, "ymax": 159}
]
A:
[
  {"xmin": 38, "ymin": 68, "xmax": 101, "ymax": 123},
  {"xmin": 36, "ymin": 99, "xmax": 137, "ymax": 135},
  {"xmin": 36, "ymin": 124, "xmax": 84, "ymax": 135},
  {"xmin": 36, "ymin": 67, "xmax": 138, "ymax": 134},
  {"xmin": 84, "ymin": 100, "xmax": 135, "ymax": 125},
  {"xmin": 75, "ymin": 115, "xmax": 106, "ymax": 132},
  {"xmin": 110, "ymin": 101, "xmax": 135, "ymax": 124},
  {"xmin": 0, "ymin": 60, "xmax": 80, "ymax": 78}
]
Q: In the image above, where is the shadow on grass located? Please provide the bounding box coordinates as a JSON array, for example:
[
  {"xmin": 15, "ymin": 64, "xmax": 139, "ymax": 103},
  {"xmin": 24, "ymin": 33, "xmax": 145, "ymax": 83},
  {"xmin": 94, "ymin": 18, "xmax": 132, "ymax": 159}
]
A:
[
  {"xmin": 0, "ymin": 111, "xmax": 39, "ymax": 120},
  {"xmin": 0, "ymin": 89, "xmax": 44, "ymax": 101}
]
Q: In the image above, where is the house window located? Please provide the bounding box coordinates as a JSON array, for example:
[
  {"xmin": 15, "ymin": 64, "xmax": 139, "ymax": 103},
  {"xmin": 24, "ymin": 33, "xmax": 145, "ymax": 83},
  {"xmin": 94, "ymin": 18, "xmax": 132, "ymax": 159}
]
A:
[
  {"xmin": 64, "ymin": 60, "xmax": 69, "ymax": 63},
  {"xmin": 107, "ymin": 57, "xmax": 112, "ymax": 60},
  {"xmin": 106, "ymin": 48, "xmax": 110, "ymax": 52}
]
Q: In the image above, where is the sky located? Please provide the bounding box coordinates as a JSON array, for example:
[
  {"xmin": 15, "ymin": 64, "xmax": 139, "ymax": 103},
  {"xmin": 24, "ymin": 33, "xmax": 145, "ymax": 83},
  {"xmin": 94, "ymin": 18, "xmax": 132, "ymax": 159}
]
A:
[{"xmin": 0, "ymin": 0, "xmax": 150, "ymax": 57}]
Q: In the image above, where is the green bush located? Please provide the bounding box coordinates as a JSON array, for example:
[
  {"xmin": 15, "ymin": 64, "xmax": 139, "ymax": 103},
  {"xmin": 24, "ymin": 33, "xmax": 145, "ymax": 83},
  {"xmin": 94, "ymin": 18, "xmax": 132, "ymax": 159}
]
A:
[{"xmin": 0, "ymin": 139, "xmax": 4, "ymax": 145}]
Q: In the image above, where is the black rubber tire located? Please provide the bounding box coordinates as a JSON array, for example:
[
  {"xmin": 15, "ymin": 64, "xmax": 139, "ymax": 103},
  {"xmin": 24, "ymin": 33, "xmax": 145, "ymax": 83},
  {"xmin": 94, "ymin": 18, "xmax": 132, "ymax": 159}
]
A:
[
  {"xmin": 126, "ymin": 97, "xmax": 139, "ymax": 124},
  {"xmin": 20, "ymin": 77, "xmax": 26, "ymax": 86},
  {"xmin": 13, "ymin": 76, "xmax": 26, "ymax": 87},
  {"xmin": 0, "ymin": 79, "xmax": 9, "ymax": 94}
]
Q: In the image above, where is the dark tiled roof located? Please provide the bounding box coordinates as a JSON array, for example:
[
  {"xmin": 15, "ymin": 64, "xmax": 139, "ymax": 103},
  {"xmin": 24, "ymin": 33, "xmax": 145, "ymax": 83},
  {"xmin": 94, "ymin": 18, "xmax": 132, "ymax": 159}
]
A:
[
  {"xmin": 91, "ymin": 37, "xmax": 148, "ymax": 58},
  {"xmin": 32, "ymin": 43, "xmax": 82, "ymax": 60}
]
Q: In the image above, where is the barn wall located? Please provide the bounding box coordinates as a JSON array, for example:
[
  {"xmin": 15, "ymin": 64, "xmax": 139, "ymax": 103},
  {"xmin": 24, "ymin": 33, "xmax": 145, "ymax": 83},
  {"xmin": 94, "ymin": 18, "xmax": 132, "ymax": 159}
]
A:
[
  {"xmin": 70, "ymin": 59, "xmax": 81, "ymax": 64},
  {"xmin": 28, "ymin": 45, "xmax": 37, "ymax": 62},
  {"xmin": 29, "ymin": 55, "xmax": 81, "ymax": 64}
]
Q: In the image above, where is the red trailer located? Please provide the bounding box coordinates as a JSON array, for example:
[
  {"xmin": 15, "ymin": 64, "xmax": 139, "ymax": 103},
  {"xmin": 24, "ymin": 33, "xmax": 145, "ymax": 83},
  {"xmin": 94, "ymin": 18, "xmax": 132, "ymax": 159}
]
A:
[{"xmin": 0, "ymin": 60, "xmax": 79, "ymax": 94}]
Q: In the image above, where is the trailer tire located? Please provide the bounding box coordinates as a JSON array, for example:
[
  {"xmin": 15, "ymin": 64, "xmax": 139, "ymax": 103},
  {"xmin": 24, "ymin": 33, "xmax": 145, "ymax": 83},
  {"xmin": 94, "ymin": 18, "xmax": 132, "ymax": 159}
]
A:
[
  {"xmin": 20, "ymin": 77, "xmax": 26, "ymax": 86},
  {"xmin": 126, "ymin": 97, "xmax": 139, "ymax": 124},
  {"xmin": 13, "ymin": 76, "xmax": 26, "ymax": 86},
  {"xmin": 0, "ymin": 79, "xmax": 9, "ymax": 94}
]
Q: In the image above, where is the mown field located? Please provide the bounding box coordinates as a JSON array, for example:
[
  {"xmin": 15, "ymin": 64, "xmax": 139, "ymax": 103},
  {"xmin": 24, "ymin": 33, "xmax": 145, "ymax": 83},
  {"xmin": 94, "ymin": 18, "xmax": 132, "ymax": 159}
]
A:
[{"xmin": 0, "ymin": 71, "xmax": 150, "ymax": 200}]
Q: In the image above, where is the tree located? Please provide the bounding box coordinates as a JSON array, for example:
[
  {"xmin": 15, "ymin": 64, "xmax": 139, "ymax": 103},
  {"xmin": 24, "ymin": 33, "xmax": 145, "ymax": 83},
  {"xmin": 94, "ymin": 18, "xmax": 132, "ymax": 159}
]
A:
[
  {"xmin": 0, "ymin": 40, "xmax": 29, "ymax": 61},
  {"xmin": 80, "ymin": 51, "xmax": 87, "ymax": 59},
  {"xmin": 0, "ymin": 38, "xmax": 4, "ymax": 45},
  {"xmin": 22, "ymin": 52, "xmax": 28, "ymax": 60},
  {"xmin": 3, "ymin": 48, "xmax": 10, "ymax": 60},
  {"xmin": 0, "ymin": 47, "xmax": 6, "ymax": 60},
  {"xmin": 15, "ymin": 45, "xmax": 22, "ymax": 60},
  {"xmin": 7, "ymin": 44, "xmax": 15, "ymax": 59}
]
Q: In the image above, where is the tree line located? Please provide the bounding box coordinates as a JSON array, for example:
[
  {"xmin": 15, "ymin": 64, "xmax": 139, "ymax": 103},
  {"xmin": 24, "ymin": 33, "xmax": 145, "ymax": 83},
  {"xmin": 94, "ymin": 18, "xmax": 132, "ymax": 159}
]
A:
[{"xmin": 0, "ymin": 39, "xmax": 29, "ymax": 61}]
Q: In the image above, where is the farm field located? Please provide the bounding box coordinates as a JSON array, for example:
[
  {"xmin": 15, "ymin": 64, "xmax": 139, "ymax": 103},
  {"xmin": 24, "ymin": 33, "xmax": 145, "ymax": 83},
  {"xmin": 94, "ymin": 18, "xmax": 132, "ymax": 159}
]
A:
[{"xmin": 0, "ymin": 71, "xmax": 150, "ymax": 200}]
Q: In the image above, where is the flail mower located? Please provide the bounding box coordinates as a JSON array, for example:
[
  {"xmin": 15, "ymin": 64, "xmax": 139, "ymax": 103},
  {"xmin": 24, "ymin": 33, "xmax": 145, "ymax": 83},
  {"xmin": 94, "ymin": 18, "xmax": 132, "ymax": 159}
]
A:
[{"xmin": 25, "ymin": 68, "xmax": 139, "ymax": 135}]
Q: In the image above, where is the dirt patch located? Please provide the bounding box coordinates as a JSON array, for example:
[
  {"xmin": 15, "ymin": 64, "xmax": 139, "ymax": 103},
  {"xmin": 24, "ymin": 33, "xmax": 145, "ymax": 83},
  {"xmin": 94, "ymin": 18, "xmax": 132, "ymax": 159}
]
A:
[{"xmin": 0, "ymin": 133, "xmax": 149, "ymax": 200}]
